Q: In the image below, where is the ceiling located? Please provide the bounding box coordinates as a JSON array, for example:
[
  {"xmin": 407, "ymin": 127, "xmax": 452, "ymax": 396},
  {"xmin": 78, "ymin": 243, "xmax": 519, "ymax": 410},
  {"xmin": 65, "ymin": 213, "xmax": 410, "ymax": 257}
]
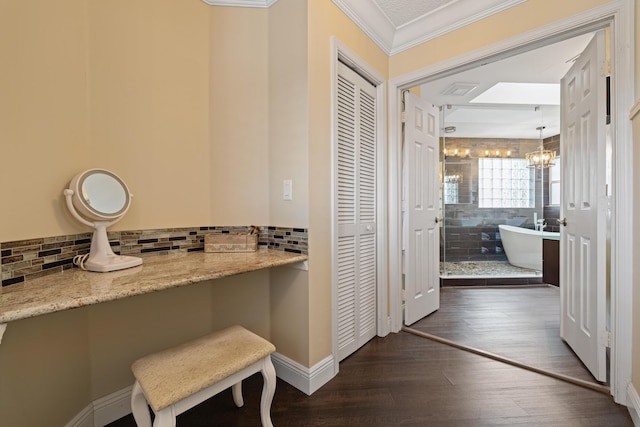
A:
[
  {"xmin": 419, "ymin": 32, "xmax": 594, "ymax": 139},
  {"xmin": 206, "ymin": 0, "xmax": 596, "ymax": 140}
]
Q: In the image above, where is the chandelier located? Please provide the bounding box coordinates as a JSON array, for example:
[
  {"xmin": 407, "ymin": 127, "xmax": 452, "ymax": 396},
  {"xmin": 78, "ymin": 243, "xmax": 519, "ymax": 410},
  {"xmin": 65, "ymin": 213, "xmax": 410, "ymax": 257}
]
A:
[
  {"xmin": 525, "ymin": 126, "xmax": 556, "ymax": 169},
  {"xmin": 444, "ymin": 174, "xmax": 462, "ymax": 184}
]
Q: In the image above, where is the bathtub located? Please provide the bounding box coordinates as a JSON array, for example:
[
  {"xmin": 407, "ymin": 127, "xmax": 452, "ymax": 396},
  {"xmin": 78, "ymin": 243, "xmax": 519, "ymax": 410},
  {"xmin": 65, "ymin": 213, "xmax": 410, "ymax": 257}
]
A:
[{"xmin": 498, "ymin": 224, "xmax": 560, "ymax": 271}]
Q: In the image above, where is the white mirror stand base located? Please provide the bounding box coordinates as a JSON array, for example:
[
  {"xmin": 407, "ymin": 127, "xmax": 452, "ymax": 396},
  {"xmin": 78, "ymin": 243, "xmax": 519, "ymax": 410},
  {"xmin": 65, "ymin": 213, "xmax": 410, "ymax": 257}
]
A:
[{"xmin": 81, "ymin": 222, "xmax": 143, "ymax": 273}]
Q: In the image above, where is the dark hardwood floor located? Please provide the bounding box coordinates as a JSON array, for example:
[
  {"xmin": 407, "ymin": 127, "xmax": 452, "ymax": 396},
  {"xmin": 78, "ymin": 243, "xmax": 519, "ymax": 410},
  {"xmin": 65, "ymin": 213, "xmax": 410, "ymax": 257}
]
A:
[
  {"xmin": 408, "ymin": 285, "xmax": 596, "ymax": 384},
  {"xmin": 108, "ymin": 325, "xmax": 632, "ymax": 426}
]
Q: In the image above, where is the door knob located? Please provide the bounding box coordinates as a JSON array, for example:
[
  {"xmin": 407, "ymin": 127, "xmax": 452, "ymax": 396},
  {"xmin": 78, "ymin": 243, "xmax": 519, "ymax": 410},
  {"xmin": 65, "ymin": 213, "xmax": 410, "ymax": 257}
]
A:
[
  {"xmin": 435, "ymin": 217, "xmax": 443, "ymax": 224},
  {"xmin": 556, "ymin": 218, "xmax": 567, "ymax": 226}
]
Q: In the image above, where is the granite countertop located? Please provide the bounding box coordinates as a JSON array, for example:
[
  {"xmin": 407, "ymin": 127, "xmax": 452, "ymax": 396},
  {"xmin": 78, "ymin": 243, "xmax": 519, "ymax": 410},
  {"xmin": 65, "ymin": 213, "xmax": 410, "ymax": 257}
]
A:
[{"xmin": 0, "ymin": 250, "xmax": 307, "ymax": 325}]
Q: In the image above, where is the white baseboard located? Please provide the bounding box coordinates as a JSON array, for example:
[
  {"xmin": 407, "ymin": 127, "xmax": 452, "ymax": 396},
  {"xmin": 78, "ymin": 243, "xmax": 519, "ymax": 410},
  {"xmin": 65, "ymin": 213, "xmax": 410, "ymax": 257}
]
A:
[
  {"xmin": 64, "ymin": 386, "xmax": 132, "ymax": 427},
  {"xmin": 65, "ymin": 352, "xmax": 336, "ymax": 427},
  {"xmin": 93, "ymin": 386, "xmax": 133, "ymax": 427},
  {"xmin": 627, "ymin": 383, "xmax": 640, "ymax": 426},
  {"xmin": 271, "ymin": 352, "xmax": 335, "ymax": 395},
  {"xmin": 65, "ymin": 404, "xmax": 93, "ymax": 427}
]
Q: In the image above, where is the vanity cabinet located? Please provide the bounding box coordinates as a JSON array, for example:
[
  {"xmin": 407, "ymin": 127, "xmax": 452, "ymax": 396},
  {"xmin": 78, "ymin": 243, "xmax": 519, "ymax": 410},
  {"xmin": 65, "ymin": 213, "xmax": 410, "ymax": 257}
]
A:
[{"xmin": 543, "ymin": 238, "xmax": 560, "ymax": 286}]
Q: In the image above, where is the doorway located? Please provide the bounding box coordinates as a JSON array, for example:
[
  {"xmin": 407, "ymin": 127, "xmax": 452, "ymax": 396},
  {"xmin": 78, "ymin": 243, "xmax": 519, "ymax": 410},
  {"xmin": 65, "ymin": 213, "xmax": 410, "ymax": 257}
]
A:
[
  {"xmin": 388, "ymin": 2, "xmax": 634, "ymax": 404},
  {"xmin": 404, "ymin": 30, "xmax": 608, "ymax": 386}
]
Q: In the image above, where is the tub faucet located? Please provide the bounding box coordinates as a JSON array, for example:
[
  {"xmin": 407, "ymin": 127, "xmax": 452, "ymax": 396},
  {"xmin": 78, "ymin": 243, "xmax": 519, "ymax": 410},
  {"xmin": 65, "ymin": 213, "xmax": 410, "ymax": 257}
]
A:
[{"xmin": 536, "ymin": 218, "xmax": 547, "ymax": 231}]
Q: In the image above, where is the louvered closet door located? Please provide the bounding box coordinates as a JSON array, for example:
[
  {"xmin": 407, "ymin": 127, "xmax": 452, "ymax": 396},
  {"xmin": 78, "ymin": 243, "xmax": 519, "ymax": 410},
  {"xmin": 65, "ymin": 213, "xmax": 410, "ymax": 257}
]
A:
[{"xmin": 336, "ymin": 62, "xmax": 377, "ymax": 362}]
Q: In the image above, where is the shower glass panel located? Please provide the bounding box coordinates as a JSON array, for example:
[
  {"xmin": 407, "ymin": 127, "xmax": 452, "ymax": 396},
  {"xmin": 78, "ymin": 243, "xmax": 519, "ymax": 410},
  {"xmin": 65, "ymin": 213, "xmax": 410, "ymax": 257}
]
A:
[
  {"xmin": 439, "ymin": 107, "xmax": 446, "ymax": 277},
  {"xmin": 440, "ymin": 104, "xmax": 549, "ymax": 279}
]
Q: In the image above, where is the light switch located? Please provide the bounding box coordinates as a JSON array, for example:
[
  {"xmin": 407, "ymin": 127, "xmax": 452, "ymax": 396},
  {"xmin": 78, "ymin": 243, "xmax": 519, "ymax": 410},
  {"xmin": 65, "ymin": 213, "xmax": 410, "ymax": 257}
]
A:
[{"xmin": 283, "ymin": 179, "xmax": 293, "ymax": 201}]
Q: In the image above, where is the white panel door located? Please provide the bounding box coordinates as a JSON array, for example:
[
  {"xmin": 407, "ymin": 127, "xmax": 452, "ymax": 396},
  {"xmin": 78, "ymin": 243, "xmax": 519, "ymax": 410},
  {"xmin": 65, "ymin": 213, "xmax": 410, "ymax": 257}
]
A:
[
  {"xmin": 404, "ymin": 92, "xmax": 440, "ymax": 326},
  {"xmin": 560, "ymin": 31, "xmax": 607, "ymax": 382},
  {"xmin": 336, "ymin": 62, "xmax": 377, "ymax": 361}
]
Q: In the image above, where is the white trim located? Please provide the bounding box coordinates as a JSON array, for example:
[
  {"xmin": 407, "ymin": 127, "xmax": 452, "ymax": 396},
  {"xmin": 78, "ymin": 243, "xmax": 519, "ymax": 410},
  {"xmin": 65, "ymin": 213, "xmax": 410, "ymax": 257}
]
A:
[
  {"xmin": 201, "ymin": 0, "xmax": 279, "ymax": 8},
  {"xmin": 65, "ymin": 404, "xmax": 93, "ymax": 427},
  {"xmin": 330, "ymin": 37, "xmax": 389, "ymax": 376},
  {"xmin": 394, "ymin": 2, "xmax": 627, "ymax": 88},
  {"xmin": 331, "ymin": 0, "xmax": 526, "ymax": 56},
  {"xmin": 628, "ymin": 383, "xmax": 640, "ymax": 426},
  {"xmin": 64, "ymin": 386, "xmax": 133, "ymax": 427},
  {"xmin": 388, "ymin": 0, "xmax": 634, "ymax": 404},
  {"xmin": 388, "ymin": 84, "xmax": 403, "ymax": 334},
  {"xmin": 390, "ymin": 0, "xmax": 526, "ymax": 56},
  {"xmin": 271, "ymin": 352, "xmax": 335, "ymax": 396},
  {"xmin": 331, "ymin": 0, "xmax": 396, "ymax": 54},
  {"xmin": 93, "ymin": 385, "xmax": 133, "ymax": 427},
  {"xmin": 608, "ymin": 0, "xmax": 635, "ymax": 405}
]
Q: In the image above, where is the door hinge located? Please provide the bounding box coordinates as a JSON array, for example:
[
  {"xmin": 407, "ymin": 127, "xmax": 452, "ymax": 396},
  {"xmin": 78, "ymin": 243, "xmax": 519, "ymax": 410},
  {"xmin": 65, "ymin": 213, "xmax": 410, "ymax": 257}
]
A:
[
  {"xmin": 600, "ymin": 329, "xmax": 611, "ymax": 348},
  {"xmin": 401, "ymin": 111, "xmax": 406, "ymax": 123}
]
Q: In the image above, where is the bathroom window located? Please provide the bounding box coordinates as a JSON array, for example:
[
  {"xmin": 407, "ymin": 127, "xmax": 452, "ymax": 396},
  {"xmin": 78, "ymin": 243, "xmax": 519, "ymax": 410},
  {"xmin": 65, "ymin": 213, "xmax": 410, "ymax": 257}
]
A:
[
  {"xmin": 443, "ymin": 176, "xmax": 459, "ymax": 204},
  {"xmin": 478, "ymin": 158, "xmax": 534, "ymax": 208},
  {"xmin": 549, "ymin": 156, "xmax": 561, "ymax": 205}
]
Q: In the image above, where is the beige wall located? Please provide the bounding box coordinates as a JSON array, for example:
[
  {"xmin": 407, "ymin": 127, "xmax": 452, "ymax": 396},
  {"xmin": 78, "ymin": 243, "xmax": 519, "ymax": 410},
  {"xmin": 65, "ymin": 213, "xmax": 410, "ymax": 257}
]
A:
[
  {"xmin": 267, "ymin": 0, "xmax": 312, "ymax": 364},
  {"xmin": 1, "ymin": 0, "xmax": 214, "ymax": 240},
  {"xmin": 0, "ymin": 308, "xmax": 91, "ymax": 426},
  {"xmin": 210, "ymin": 6, "xmax": 271, "ymax": 226},
  {"xmin": 0, "ymin": 0, "xmax": 90, "ymax": 241},
  {"xmin": 268, "ymin": 0, "xmax": 309, "ymax": 229},
  {"xmin": 87, "ymin": 0, "xmax": 212, "ymax": 230}
]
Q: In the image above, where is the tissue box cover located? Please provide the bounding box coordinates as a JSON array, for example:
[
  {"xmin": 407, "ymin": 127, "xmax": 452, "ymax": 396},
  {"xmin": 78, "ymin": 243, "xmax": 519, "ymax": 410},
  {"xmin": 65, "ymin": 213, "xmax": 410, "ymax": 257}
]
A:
[{"xmin": 204, "ymin": 233, "xmax": 258, "ymax": 253}]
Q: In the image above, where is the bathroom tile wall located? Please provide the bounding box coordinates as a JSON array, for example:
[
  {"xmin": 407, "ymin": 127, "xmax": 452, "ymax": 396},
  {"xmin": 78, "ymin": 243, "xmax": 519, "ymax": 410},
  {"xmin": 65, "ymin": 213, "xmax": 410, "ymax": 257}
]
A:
[
  {"xmin": 441, "ymin": 136, "xmax": 558, "ymax": 262},
  {"xmin": 1, "ymin": 225, "xmax": 308, "ymax": 287},
  {"xmin": 441, "ymin": 225, "xmax": 508, "ymax": 262}
]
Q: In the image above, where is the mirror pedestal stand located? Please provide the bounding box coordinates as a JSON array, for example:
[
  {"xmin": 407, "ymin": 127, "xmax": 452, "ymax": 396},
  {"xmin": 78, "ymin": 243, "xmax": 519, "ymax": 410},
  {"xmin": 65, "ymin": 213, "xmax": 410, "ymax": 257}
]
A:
[
  {"xmin": 84, "ymin": 222, "xmax": 142, "ymax": 272},
  {"xmin": 64, "ymin": 189, "xmax": 142, "ymax": 273}
]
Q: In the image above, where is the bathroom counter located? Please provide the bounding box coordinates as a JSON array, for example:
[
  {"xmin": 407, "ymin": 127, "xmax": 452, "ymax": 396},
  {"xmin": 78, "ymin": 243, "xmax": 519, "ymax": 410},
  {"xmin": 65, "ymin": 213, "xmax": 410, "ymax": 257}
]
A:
[
  {"xmin": 542, "ymin": 239, "xmax": 559, "ymax": 286},
  {"xmin": 0, "ymin": 250, "xmax": 307, "ymax": 327}
]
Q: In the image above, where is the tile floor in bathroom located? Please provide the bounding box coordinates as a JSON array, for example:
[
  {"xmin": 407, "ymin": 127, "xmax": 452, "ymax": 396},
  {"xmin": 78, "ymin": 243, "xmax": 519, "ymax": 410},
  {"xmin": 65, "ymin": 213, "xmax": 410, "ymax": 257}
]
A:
[{"xmin": 441, "ymin": 260, "xmax": 541, "ymax": 278}]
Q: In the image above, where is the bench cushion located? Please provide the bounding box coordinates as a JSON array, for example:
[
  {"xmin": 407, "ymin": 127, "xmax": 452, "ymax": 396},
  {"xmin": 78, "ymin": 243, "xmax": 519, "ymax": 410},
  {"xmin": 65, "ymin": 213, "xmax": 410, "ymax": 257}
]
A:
[{"xmin": 131, "ymin": 325, "xmax": 275, "ymax": 411}]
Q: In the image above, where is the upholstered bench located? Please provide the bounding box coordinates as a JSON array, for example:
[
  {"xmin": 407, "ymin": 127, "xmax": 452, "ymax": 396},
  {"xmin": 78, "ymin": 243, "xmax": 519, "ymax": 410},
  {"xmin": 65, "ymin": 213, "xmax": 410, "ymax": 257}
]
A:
[{"xmin": 130, "ymin": 325, "xmax": 276, "ymax": 427}]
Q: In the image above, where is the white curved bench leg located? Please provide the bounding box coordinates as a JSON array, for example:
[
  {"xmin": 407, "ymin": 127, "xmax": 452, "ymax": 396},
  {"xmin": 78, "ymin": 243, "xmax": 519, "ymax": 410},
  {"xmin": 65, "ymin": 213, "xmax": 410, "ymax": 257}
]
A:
[
  {"xmin": 131, "ymin": 381, "xmax": 152, "ymax": 427},
  {"xmin": 153, "ymin": 406, "xmax": 177, "ymax": 427},
  {"xmin": 259, "ymin": 356, "xmax": 276, "ymax": 427},
  {"xmin": 232, "ymin": 382, "xmax": 244, "ymax": 407}
]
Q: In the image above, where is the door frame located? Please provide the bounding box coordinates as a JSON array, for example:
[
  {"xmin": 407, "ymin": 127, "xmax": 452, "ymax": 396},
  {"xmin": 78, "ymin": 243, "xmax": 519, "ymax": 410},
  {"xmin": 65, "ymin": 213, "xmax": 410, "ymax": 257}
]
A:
[
  {"xmin": 330, "ymin": 37, "xmax": 388, "ymax": 374},
  {"xmin": 387, "ymin": 0, "xmax": 634, "ymax": 404}
]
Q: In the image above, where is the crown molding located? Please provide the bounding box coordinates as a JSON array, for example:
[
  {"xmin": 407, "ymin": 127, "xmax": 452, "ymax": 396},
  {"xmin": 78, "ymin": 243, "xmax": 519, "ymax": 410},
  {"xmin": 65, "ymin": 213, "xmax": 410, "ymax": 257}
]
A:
[
  {"xmin": 333, "ymin": 0, "xmax": 527, "ymax": 56},
  {"xmin": 201, "ymin": 0, "xmax": 279, "ymax": 8},
  {"xmin": 331, "ymin": 0, "xmax": 396, "ymax": 54}
]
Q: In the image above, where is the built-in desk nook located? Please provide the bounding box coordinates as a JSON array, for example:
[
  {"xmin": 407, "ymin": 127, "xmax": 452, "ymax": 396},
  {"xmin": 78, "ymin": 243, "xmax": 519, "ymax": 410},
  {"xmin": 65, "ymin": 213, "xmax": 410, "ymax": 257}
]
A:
[
  {"xmin": 0, "ymin": 250, "xmax": 307, "ymax": 340},
  {"xmin": 0, "ymin": 249, "xmax": 307, "ymax": 426}
]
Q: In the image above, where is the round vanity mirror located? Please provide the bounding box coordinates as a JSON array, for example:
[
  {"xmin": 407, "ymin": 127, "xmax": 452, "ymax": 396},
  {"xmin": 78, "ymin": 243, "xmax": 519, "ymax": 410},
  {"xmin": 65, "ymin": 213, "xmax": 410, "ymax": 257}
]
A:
[
  {"xmin": 64, "ymin": 169, "xmax": 142, "ymax": 273},
  {"xmin": 70, "ymin": 169, "xmax": 131, "ymax": 221}
]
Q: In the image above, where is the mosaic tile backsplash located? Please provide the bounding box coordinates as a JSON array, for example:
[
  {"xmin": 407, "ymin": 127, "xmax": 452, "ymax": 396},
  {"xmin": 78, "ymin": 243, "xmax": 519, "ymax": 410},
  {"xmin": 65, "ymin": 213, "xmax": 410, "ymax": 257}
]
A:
[{"xmin": 1, "ymin": 226, "xmax": 308, "ymax": 287}]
